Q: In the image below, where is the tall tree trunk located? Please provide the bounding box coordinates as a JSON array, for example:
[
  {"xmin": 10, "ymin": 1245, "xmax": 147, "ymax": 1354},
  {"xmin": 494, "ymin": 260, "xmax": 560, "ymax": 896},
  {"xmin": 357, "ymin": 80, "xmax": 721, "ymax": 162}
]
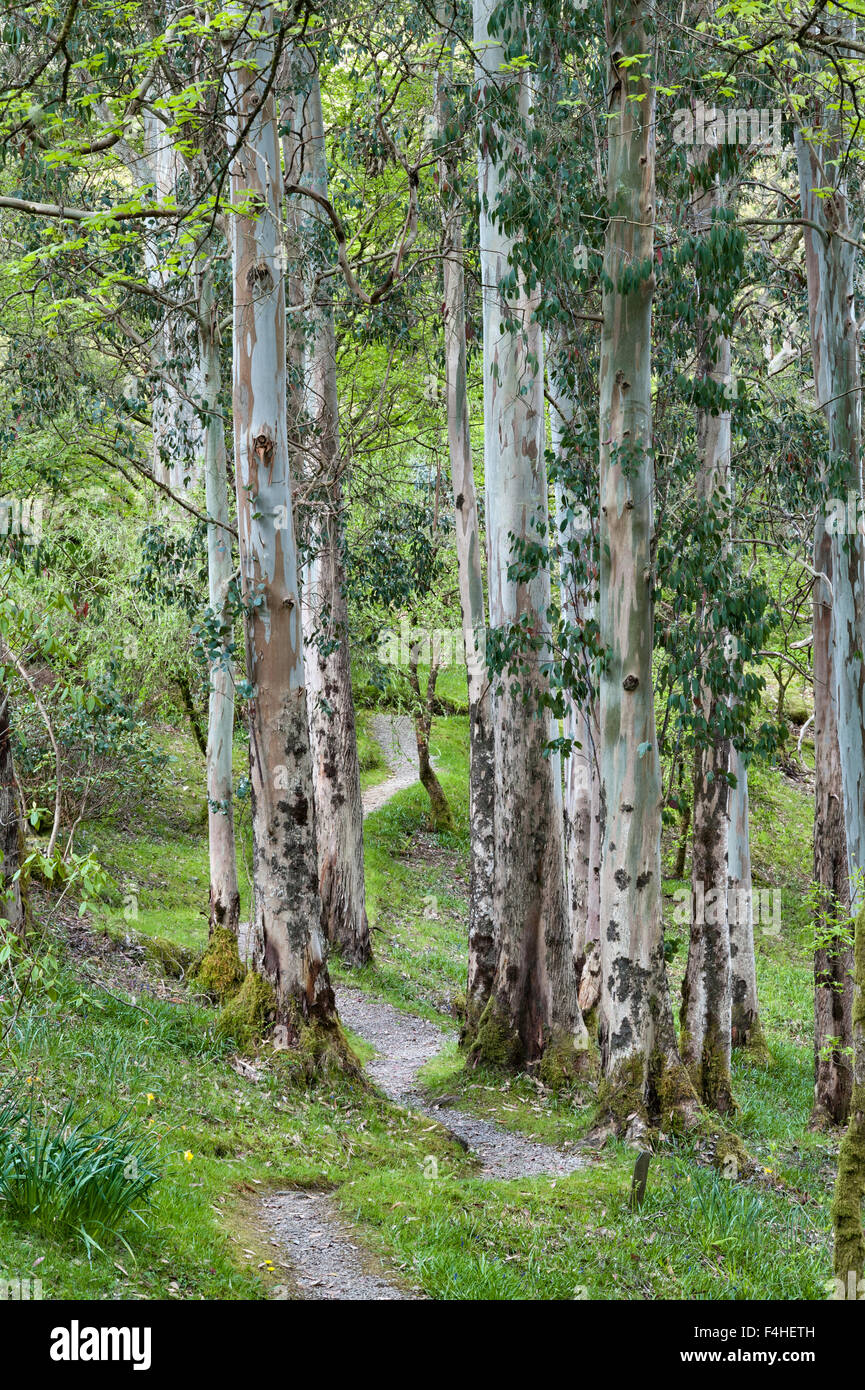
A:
[
  {"xmin": 287, "ymin": 58, "xmax": 370, "ymax": 965},
  {"xmin": 728, "ymin": 744, "xmax": 768, "ymax": 1059},
  {"xmin": 225, "ymin": 12, "xmax": 335, "ymax": 1037},
  {"xmin": 796, "ymin": 29, "xmax": 865, "ymax": 1266},
  {"xmin": 833, "ymin": 902, "xmax": 865, "ymax": 1293},
  {"xmin": 812, "ymin": 524, "xmax": 853, "ymax": 1123},
  {"xmin": 680, "ymin": 153, "xmax": 734, "ymax": 1114},
  {"xmin": 548, "ymin": 338, "xmax": 601, "ymax": 1019},
  {"xmin": 0, "ymin": 688, "xmax": 25, "ymax": 936},
  {"xmin": 797, "ymin": 117, "xmax": 855, "ymax": 1125},
  {"xmin": 471, "ymin": 0, "xmax": 586, "ymax": 1072},
  {"xmin": 796, "ymin": 67, "xmax": 865, "ymax": 905},
  {"xmin": 436, "ymin": 19, "xmax": 496, "ymax": 1028},
  {"xmin": 198, "ymin": 264, "xmax": 240, "ymax": 939},
  {"xmin": 597, "ymin": 0, "xmax": 696, "ymax": 1130}
]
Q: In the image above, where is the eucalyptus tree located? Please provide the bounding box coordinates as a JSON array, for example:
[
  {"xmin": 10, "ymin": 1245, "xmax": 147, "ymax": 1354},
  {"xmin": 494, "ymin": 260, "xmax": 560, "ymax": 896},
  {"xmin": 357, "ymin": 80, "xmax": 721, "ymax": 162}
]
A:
[
  {"xmin": 793, "ymin": 30, "xmax": 865, "ymax": 905},
  {"xmin": 223, "ymin": 6, "xmax": 335, "ymax": 1035},
  {"xmin": 470, "ymin": 0, "xmax": 586, "ymax": 1071},
  {"xmin": 547, "ymin": 343, "xmax": 601, "ymax": 1019},
  {"xmin": 679, "ymin": 111, "xmax": 735, "ymax": 1114},
  {"xmin": 789, "ymin": 9, "xmax": 865, "ymax": 1275},
  {"xmin": 434, "ymin": 14, "xmax": 495, "ymax": 1027},
  {"xmin": 794, "ymin": 77, "xmax": 856, "ymax": 1125},
  {"xmin": 597, "ymin": 0, "xmax": 696, "ymax": 1126},
  {"xmin": 284, "ymin": 45, "xmax": 370, "ymax": 966}
]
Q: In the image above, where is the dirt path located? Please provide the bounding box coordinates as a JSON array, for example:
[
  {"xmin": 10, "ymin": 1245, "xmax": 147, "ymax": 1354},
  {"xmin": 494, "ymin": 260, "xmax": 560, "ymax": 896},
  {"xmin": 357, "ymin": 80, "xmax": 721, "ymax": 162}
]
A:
[
  {"xmin": 361, "ymin": 712, "xmax": 420, "ymax": 815},
  {"xmin": 259, "ymin": 715, "xmax": 585, "ymax": 1298}
]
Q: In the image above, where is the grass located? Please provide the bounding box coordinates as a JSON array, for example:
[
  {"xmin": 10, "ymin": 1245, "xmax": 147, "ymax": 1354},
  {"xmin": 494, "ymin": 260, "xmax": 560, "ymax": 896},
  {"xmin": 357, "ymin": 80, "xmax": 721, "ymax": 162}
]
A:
[
  {"xmin": 0, "ymin": 689, "xmax": 843, "ymax": 1300},
  {"xmin": 0, "ymin": 1091, "xmax": 160, "ymax": 1258}
]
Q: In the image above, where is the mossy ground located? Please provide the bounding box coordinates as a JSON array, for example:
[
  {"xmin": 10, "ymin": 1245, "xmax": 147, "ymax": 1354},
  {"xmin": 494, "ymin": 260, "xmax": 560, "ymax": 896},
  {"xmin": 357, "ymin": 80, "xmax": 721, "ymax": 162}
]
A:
[{"xmin": 0, "ymin": 705, "xmax": 844, "ymax": 1299}]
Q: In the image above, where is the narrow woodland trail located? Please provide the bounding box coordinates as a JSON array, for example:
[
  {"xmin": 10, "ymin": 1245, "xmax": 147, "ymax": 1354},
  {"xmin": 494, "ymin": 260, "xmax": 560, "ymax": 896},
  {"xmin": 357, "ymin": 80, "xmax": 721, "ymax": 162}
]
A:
[{"xmin": 259, "ymin": 715, "xmax": 586, "ymax": 1300}]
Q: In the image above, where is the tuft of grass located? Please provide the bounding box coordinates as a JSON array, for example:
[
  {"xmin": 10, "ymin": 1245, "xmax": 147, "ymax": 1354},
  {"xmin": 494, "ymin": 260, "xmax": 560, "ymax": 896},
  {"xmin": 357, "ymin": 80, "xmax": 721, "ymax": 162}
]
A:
[{"xmin": 0, "ymin": 1089, "xmax": 160, "ymax": 1258}]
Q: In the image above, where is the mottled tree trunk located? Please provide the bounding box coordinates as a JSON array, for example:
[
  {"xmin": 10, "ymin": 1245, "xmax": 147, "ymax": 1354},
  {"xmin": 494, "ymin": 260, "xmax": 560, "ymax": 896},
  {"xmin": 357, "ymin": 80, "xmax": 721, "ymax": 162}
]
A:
[
  {"xmin": 811, "ymin": 524, "xmax": 853, "ymax": 1123},
  {"xmin": 225, "ymin": 13, "xmax": 334, "ymax": 1036},
  {"xmin": 797, "ymin": 120, "xmax": 856, "ymax": 1125},
  {"xmin": 597, "ymin": 0, "xmax": 696, "ymax": 1130},
  {"xmin": 287, "ymin": 60, "xmax": 370, "ymax": 965},
  {"xmin": 548, "ymin": 339, "xmax": 601, "ymax": 1018},
  {"xmin": 796, "ymin": 93, "xmax": 865, "ymax": 903},
  {"xmin": 471, "ymin": 0, "xmax": 586, "ymax": 1071},
  {"xmin": 0, "ymin": 688, "xmax": 25, "ymax": 936},
  {"xmin": 197, "ymin": 266, "xmax": 240, "ymax": 939},
  {"xmin": 728, "ymin": 745, "xmax": 768, "ymax": 1058},
  {"xmin": 680, "ymin": 159, "xmax": 734, "ymax": 1114},
  {"xmin": 436, "ymin": 26, "xmax": 496, "ymax": 1027}
]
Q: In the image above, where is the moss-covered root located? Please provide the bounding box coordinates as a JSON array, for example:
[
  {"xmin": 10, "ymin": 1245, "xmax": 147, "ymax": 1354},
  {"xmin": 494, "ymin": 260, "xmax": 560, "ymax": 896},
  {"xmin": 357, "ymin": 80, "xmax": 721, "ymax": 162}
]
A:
[
  {"xmin": 596, "ymin": 1052, "xmax": 701, "ymax": 1138},
  {"xmin": 196, "ymin": 925, "xmax": 246, "ymax": 1003},
  {"xmin": 832, "ymin": 904, "xmax": 865, "ymax": 1291},
  {"xmin": 216, "ymin": 972, "xmax": 276, "ymax": 1051},
  {"xmin": 462, "ymin": 997, "xmax": 591, "ymax": 1088},
  {"xmin": 464, "ymin": 998, "xmax": 523, "ymax": 1071},
  {"xmin": 216, "ymin": 973, "xmax": 365, "ymax": 1084}
]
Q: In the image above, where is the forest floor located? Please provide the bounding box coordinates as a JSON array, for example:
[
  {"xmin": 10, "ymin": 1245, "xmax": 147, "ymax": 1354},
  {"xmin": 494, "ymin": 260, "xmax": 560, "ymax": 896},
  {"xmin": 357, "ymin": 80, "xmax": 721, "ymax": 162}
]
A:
[{"xmin": 0, "ymin": 673, "xmax": 842, "ymax": 1300}]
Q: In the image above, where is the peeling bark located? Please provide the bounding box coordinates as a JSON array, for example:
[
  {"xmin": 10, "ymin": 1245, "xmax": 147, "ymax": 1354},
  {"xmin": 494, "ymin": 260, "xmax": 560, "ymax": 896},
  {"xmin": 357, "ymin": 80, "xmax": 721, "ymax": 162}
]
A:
[
  {"xmin": 286, "ymin": 58, "xmax": 370, "ymax": 966},
  {"xmin": 598, "ymin": 0, "xmax": 696, "ymax": 1129},
  {"xmin": 436, "ymin": 21, "xmax": 496, "ymax": 1024},
  {"xmin": 471, "ymin": 0, "xmax": 586, "ymax": 1070},
  {"xmin": 225, "ymin": 11, "xmax": 334, "ymax": 1034}
]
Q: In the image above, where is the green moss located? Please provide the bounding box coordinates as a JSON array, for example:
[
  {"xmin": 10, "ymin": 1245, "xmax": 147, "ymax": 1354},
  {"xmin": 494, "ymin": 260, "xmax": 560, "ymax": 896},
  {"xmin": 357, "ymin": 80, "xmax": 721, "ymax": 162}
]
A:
[
  {"xmin": 697, "ymin": 1034, "xmax": 736, "ymax": 1117},
  {"xmin": 596, "ymin": 1053, "xmax": 648, "ymax": 1131},
  {"xmin": 538, "ymin": 1032, "xmax": 596, "ymax": 1092},
  {"xmin": 736, "ymin": 1016, "xmax": 772, "ymax": 1067},
  {"xmin": 215, "ymin": 971, "xmax": 275, "ymax": 1051},
  {"xmin": 144, "ymin": 934, "xmax": 195, "ymax": 979},
  {"xmin": 596, "ymin": 1049, "xmax": 702, "ymax": 1136},
  {"xmin": 464, "ymin": 997, "xmax": 523, "ymax": 1071},
  {"xmin": 713, "ymin": 1132, "xmax": 752, "ymax": 1177},
  {"xmin": 273, "ymin": 1016, "xmax": 366, "ymax": 1088},
  {"xmin": 651, "ymin": 1053, "xmax": 704, "ymax": 1135},
  {"xmin": 195, "ymin": 926, "xmax": 246, "ymax": 1003},
  {"xmin": 832, "ymin": 903, "xmax": 865, "ymax": 1286}
]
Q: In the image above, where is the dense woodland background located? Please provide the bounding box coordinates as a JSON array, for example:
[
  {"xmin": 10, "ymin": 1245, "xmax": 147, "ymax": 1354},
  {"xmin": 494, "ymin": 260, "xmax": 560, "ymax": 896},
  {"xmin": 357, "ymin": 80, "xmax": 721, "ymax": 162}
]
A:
[{"xmin": 0, "ymin": 0, "xmax": 864, "ymax": 1302}]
